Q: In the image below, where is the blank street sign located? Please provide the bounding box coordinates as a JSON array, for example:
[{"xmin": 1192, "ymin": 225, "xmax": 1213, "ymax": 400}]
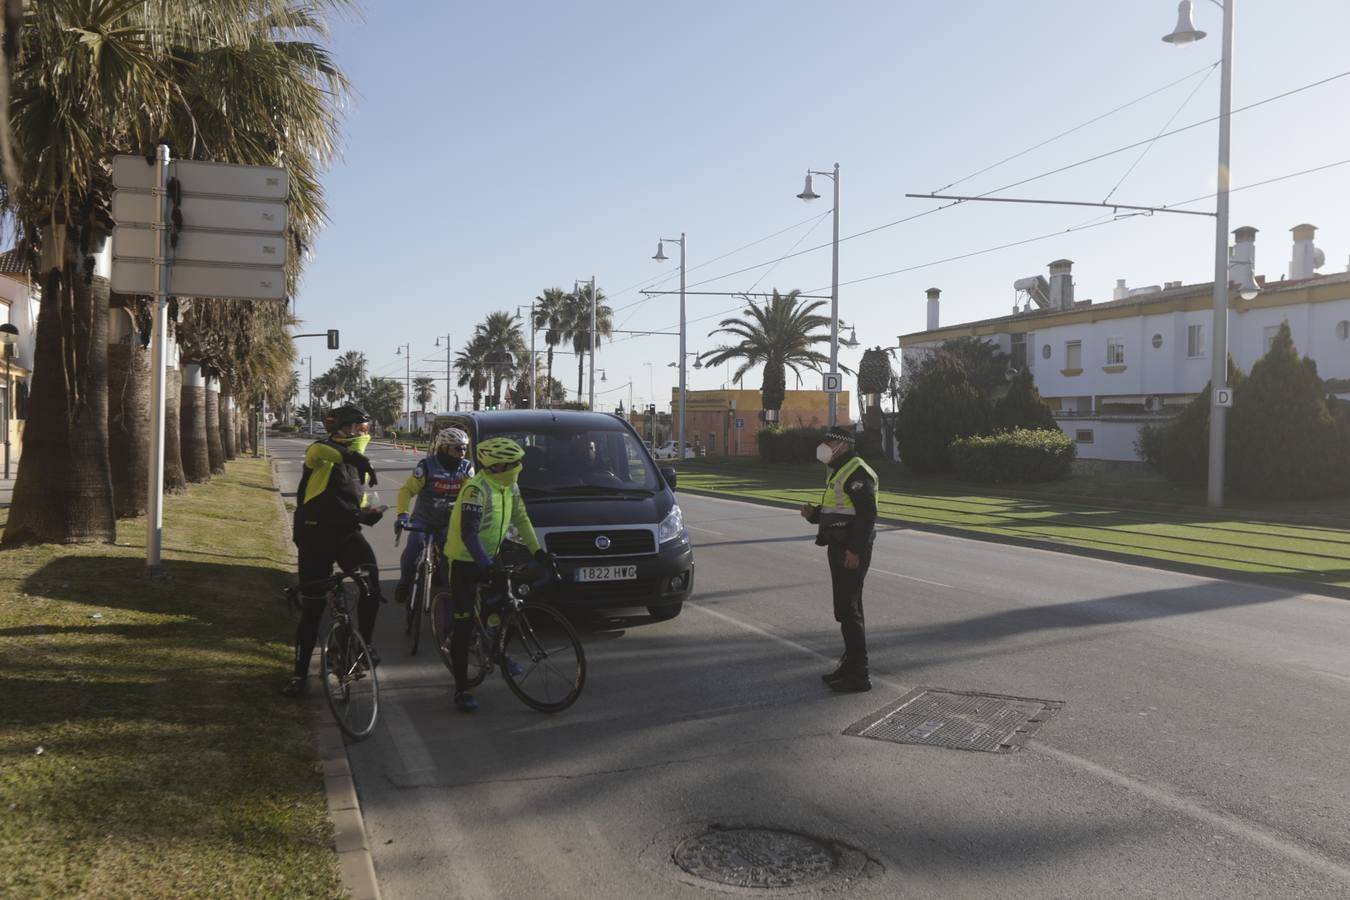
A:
[
  {"xmin": 112, "ymin": 191, "xmax": 286, "ymax": 234},
  {"xmin": 112, "ymin": 259, "xmax": 286, "ymax": 301},
  {"xmin": 112, "ymin": 155, "xmax": 288, "ymax": 200},
  {"xmin": 114, "ymin": 225, "xmax": 287, "ymax": 267}
]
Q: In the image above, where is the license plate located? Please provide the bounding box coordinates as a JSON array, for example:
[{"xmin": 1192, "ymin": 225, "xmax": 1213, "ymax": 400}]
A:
[{"xmin": 575, "ymin": 565, "xmax": 638, "ymax": 582}]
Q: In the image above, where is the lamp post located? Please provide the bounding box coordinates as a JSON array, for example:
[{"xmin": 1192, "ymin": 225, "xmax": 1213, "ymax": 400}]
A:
[
  {"xmin": 300, "ymin": 355, "xmax": 313, "ymax": 435},
  {"xmin": 515, "ymin": 304, "xmax": 537, "ymax": 409},
  {"xmin": 1163, "ymin": 0, "xmax": 1242, "ymax": 507},
  {"xmin": 434, "ymin": 333, "xmax": 452, "ymax": 417},
  {"xmin": 395, "ymin": 344, "xmax": 410, "ymax": 431},
  {"xmin": 796, "ymin": 163, "xmax": 841, "ymax": 427},
  {"xmin": 0, "ymin": 321, "xmax": 17, "ymax": 479},
  {"xmin": 652, "ymin": 233, "xmax": 687, "ymax": 457}
]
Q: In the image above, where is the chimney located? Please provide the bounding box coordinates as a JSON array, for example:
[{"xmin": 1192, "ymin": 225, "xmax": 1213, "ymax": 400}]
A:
[
  {"xmin": 1228, "ymin": 225, "xmax": 1257, "ymax": 290},
  {"xmin": 1048, "ymin": 259, "xmax": 1074, "ymax": 310},
  {"xmin": 925, "ymin": 287, "xmax": 941, "ymax": 331},
  {"xmin": 1113, "ymin": 278, "xmax": 1130, "ymax": 300},
  {"xmin": 1290, "ymin": 223, "xmax": 1323, "ymax": 280}
]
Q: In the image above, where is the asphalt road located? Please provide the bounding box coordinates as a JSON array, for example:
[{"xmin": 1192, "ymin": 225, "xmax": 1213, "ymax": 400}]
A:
[{"xmin": 273, "ymin": 437, "xmax": 1350, "ymax": 898}]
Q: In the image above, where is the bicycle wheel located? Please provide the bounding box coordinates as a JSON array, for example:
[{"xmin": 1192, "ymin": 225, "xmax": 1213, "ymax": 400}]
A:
[
  {"xmin": 320, "ymin": 618, "xmax": 380, "ymax": 740},
  {"xmin": 501, "ymin": 602, "xmax": 585, "ymax": 712},
  {"xmin": 430, "ymin": 590, "xmax": 488, "ymax": 687}
]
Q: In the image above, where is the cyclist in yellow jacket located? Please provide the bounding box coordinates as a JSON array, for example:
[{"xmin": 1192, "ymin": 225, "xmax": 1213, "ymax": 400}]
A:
[{"xmin": 443, "ymin": 436, "xmax": 546, "ymax": 711}]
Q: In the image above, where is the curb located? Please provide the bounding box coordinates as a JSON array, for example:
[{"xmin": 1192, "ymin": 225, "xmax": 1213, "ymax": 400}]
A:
[
  {"xmin": 675, "ymin": 485, "xmax": 1350, "ymax": 602},
  {"xmin": 271, "ymin": 459, "xmax": 383, "ymax": 900}
]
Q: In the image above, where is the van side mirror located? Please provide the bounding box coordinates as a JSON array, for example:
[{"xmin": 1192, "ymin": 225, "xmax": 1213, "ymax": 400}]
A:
[{"xmin": 660, "ymin": 466, "xmax": 678, "ymax": 490}]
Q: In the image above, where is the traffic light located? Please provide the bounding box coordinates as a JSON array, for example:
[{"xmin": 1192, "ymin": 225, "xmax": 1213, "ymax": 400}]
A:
[{"xmin": 326, "ymin": 329, "xmax": 339, "ymax": 350}]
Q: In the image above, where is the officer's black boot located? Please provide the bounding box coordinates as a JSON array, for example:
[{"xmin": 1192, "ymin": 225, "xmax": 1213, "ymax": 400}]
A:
[
  {"xmin": 829, "ymin": 621, "xmax": 871, "ymax": 692},
  {"xmin": 821, "ymin": 654, "xmax": 851, "ymax": 684}
]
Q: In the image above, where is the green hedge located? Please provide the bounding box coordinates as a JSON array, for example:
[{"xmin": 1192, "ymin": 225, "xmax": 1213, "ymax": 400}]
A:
[
  {"xmin": 274, "ymin": 424, "xmax": 298, "ymax": 433},
  {"xmin": 951, "ymin": 427, "xmax": 1075, "ymax": 483},
  {"xmin": 758, "ymin": 426, "xmax": 827, "ymax": 463}
]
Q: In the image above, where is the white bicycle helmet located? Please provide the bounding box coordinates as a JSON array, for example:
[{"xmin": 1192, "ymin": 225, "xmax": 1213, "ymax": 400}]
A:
[{"xmin": 433, "ymin": 427, "xmax": 470, "ymax": 451}]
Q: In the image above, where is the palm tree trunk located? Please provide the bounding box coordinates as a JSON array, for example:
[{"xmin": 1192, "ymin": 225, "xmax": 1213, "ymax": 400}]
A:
[
  {"xmin": 577, "ymin": 353, "xmax": 585, "ymax": 407},
  {"xmin": 546, "ymin": 346, "xmax": 555, "ymax": 406},
  {"xmin": 163, "ymin": 363, "xmax": 187, "ymax": 492},
  {"xmin": 181, "ymin": 363, "xmax": 211, "ymax": 482},
  {"xmin": 762, "ymin": 364, "xmax": 786, "ymax": 424},
  {"xmin": 246, "ymin": 405, "xmax": 258, "ymax": 456},
  {"xmin": 205, "ymin": 378, "xmax": 225, "ymax": 474},
  {"xmin": 3, "ymin": 233, "xmax": 116, "ymax": 545},
  {"xmin": 220, "ymin": 391, "xmax": 236, "ymax": 460},
  {"xmin": 107, "ymin": 338, "xmax": 150, "ymax": 519}
]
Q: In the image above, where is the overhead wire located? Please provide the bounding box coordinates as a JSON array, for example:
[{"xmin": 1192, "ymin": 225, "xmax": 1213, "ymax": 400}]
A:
[{"xmin": 1101, "ymin": 63, "xmax": 1217, "ymax": 204}]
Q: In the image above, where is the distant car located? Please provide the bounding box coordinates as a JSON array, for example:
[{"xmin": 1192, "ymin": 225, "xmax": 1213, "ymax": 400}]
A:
[{"xmin": 653, "ymin": 441, "xmax": 694, "ymax": 460}]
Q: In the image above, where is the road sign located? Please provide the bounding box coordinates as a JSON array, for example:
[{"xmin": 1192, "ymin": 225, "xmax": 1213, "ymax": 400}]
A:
[
  {"xmin": 112, "ymin": 156, "xmax": 288, "ymax": 199},
  {"xmin": 113, "ymin": 225, "xmax": 286, "ymax": 267},
  {"xmin": 112, "ymin": 191, "xmax": 287, "ymax": 234},
  {"xmin": 1215, "ymin": 387, "xmax": 1233, "ymax": 408},
  {"xmin": 735, "ymin": 418, "xmax": 744, "ymax": 429},
  {"xmin": 112, "ymin": 259, "xmax": 286, "ymax": 301},
  {"xmin": 823, "ymin": 372, "xmax": 843, "ymax": 393}
]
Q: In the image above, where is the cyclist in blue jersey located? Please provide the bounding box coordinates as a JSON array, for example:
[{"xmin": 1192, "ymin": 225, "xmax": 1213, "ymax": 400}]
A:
[{"xmin": 393, "ymin": 427, "xmax": 474, "ymax": 603}]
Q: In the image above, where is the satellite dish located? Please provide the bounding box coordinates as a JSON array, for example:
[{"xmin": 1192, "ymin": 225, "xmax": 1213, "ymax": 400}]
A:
[
  {"xmin": 1005, "ymin": 366, "xmax": 1020, "ymax": 381},
  {"xmin": 1313, "ymin": 247, "xmax": 1326, "ymax": 270}
]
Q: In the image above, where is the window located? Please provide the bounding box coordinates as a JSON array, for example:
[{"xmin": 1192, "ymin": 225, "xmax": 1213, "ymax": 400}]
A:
[
  {"xmin": 1106, "ymin": 338, "xmax": 1125, "ymax": 365},
  {"xmin": 1151, "ymin": 333, "xmax": 1163, "ymax": 349},
  {"xmin": 1010, "ymin": 333, "xmax": 1027, "ymax": 370},
  {"xmin": 1263, "ymin": 325, "xmax": 1280, "ymax": 354},
  {"xmin": 1065, "ymin": 340, "xmax": 1082, "ymax": 370},
  {"xmin": 1074, "ymin": 429, "xmax": 1095, "ymax": 444},
  {"xmin": 1338, "ymin": 320, "xmax": 1350, "ymax": 340},
  {"xmin": 1041, "ymin": 344, "xmax": 1052, "ymax": 360},
  {"xmin": 1187, "ymin": 324, "xmax": 1205, "ymax": 358}
]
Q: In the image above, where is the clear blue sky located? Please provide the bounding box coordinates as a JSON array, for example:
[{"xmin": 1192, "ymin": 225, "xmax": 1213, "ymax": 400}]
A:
[{"xmin": 296, "ymin": 0, "xmax": 1350, "ymax": 412}]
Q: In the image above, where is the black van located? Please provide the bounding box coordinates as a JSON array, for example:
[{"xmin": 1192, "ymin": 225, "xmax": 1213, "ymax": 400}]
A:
[{"xmin": 442, "ymin": 410, "xmax": 694, "ymax": 620}]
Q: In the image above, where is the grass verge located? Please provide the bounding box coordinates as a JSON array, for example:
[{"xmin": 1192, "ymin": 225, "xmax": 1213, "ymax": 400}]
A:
[
  {"xmin": 672, "ymin": 457, "xmax": 1350, "ymax": 592},
  {"xmin": 0, "ymin": 458, "xmax": 340, "ymax": 899}
]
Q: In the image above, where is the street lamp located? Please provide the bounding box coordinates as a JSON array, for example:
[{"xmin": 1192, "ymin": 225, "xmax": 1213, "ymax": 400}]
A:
[
  {"xmin": 433, "ymin": 334, "xmax": 453, "ymax": 416},
  {"xmin": 395, "ymin": 344, "xmax": 410, "ymax": 431},
  {"xmin": 652, "ymin": 233, "xmax": 687, "ymax": 460},
  {"xmin": 0, "ymin": 321, "xmax": 17, "ymax": 479},
  {"xmin": 1163, "ymin": 0, "xmax": 1244, "ymax": 507},
  {"xmin": 796, "ymin": 163, "xmax": 841, "ymax": 427},
  {"xmin": 574, "ymin": 277, "xmax": 597, "ymax": 410}
]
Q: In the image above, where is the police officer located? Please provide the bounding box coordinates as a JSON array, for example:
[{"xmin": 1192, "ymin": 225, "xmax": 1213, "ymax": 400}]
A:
[
  {"xmin": 283, "ymin": 404, "xmax": 386, "ymax": 697},
  {"xmin": 800, "ymin": 425, "xmax": 878, "ymax": 693}
]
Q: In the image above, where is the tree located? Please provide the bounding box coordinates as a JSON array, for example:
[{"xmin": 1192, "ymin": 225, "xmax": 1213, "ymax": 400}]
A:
[
  {"xmin": 413, "ymin": 376, "xmax": 437, "ymax": 417},
  {"xmin": 455, "ymin": 337, "xmax": 490, "ymax": 411},
  {"xmin": 563, "ymin": 284, "xmax": 613, "ymax": 405},
  {"xmin": 698, "ymin": 289, "xmax": 830, "ymax": 421},
  {"xmin": 358, "ymin": 378, "xmax": 404, "ymax": 429},
  {"xmin": 1229, "ymin": 321, "xmax": 1349, "ymax": 498},
  {"xmin": 992, "ymin": 368, "xmax": 1057, "ymax": 432},
  {"xmin": 915, "ymin": 337, "xmax": 1011, "ymax": 400},
  {"xmin": 2, "ymin": 0, "xmax": 347, "ymax": 545},
  {"xmin": 330, "ymin": 351, "xmax": 369, "ymax": 402},
  {"xmin": 476, "ymin": 311, "xmax": 526, "ymax": 404},
  {"xmin": 513, "ymin": 372, "xmax": 567, "ymax": 408},
  {"xmin": 533, "ymin": 287, "xmax": 570, "ymax": 405},
  {"xmin": 896, "ymin": 358, "xmax": 990, "ymax": 473}
]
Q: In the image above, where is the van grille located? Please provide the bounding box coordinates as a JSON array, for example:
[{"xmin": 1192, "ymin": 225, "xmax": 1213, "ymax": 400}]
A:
[{"xmin": 545, "ymin": 529, "xmax": 655, "ymax": 557}]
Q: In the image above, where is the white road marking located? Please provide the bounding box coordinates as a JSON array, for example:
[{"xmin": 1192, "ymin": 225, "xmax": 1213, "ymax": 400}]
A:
[
  {"xmin": 690, "ymin": 593, "xmax": 1350, "ymax": 887},
  {"xmin": 871, "ymin": 567, "xmax": 952, "ymax": 589},
  {"xmin": 686, "ymin": 524, "xmax": 726, "ymax": 536}
]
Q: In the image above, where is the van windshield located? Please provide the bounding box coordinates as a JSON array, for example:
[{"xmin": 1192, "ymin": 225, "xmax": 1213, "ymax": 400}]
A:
[{"xmin": 480, "ymin": 424, "xmax": 659, "ymax": 497}]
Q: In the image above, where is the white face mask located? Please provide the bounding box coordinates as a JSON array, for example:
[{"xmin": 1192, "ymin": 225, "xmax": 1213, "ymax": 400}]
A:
[{"xmin": 815, "ymin": 443, "xmax": 836, "ymax": 465}]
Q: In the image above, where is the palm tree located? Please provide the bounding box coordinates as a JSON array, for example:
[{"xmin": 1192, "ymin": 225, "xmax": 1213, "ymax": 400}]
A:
[
  {"xmin": 533, "ymin": 287, "xmax": 570, "ymax": 406},
  {"xmin": 1, "ymin": 0, "xmax": 348, "ymax": 545},
  {"xmin": 698, "ymin": 289, "xmax": 831, "ymax": 422},
  {"xmin": 563, "ymin": 285, "xmax": 614, "ymax": 406},
  {"xmin": 330, "ymin": 351, "xmax": 369, "ymax": 402},
  {"xmin": 413, "ymin": 376, "xmax": 437, "ymax": 419},
  {"xmin": 476, "ymin": 311, "xmax": 527, "ymax": 404},
  {"xmin": 454, "ymin": 337, "xmax": 490, "ymax": 410}
]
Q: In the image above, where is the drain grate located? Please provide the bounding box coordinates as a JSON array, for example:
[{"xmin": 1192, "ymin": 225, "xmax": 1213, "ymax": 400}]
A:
[
  {"xmin": 844, "ymin": 687, "xmax": 1063, "ymax": 753},
  {"xmin": 672, "ymin": 826, "xmax": 838, "ymax": 889}
]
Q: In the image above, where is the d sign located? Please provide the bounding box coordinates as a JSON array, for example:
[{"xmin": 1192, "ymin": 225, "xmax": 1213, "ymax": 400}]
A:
[{"xmin": 1214, "ymin": 387, "xmax": 1233, "ymax": 408}]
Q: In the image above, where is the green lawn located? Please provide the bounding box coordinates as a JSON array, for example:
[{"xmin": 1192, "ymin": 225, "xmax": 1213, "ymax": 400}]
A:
[
  {"xmin": 672, "ymin": 457, "xmax": 1350, "ymax": 591},
  {"xmin": 0, "ymin": 459, "xmax": 340, "ymax": 899}
]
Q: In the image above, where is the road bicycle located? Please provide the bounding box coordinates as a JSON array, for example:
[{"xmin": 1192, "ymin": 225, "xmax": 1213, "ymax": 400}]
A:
[
  {"xmin": 286, "ymin": 569, "xmax": 380, "ymax": 740},
  {"xmin": 431, "ymin": 552, "xmax": 586, "ymax": 712},
  {"xmin": 394, "ymin": 520, "xmax": 443, "ymax": 656}
]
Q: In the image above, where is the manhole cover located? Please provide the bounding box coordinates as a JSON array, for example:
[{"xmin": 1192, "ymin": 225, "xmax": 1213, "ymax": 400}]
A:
[
  {"xmin": 845, "ymin": 687, "xmax": 1063, "ymax": 753},
  {"xmin": 672, "ymin": 826, "xmax": 838, "ymax": 889}
]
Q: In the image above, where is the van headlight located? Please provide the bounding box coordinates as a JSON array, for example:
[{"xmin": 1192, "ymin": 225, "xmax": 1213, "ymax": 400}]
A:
[{"xmin": 657, "ymin": 504, "xmax": 686, "ymax": 544}]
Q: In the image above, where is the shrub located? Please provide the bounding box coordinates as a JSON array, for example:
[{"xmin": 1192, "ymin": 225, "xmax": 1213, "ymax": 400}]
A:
[
  {"xmin": 951, "ymin": 428, "xmax": 1076, "ymax": 483},
  {"xmin": 896, "ymin": 359, "xmax": 990, "ymax": 473},
  {"xmin": 1135, "ymin": 386, "xmax": 1212, "ymax": 483},
  {"xmin": 1228, "ymin": 322, "xmax": 1349, "ymax": 499},
  {"xmin": 758, "ymin": 426, "xmax": 827, "ymax": 463},
  {"xmin": 275, "ymin": 424, "xmax": 298, "ymax": 433},
  {"xmin": 992, "ymin": 368, "xmax": 1057, "ymax": 432}
]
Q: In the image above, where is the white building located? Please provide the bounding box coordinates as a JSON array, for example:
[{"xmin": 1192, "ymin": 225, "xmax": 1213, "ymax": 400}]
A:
[
  {"xmin": 899, "ymin": 225, "xmax": 1350, "ymax": 461},
  {"xmin": 0, "ymin": 250, "xmax": 38, "ymax": 463}
]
